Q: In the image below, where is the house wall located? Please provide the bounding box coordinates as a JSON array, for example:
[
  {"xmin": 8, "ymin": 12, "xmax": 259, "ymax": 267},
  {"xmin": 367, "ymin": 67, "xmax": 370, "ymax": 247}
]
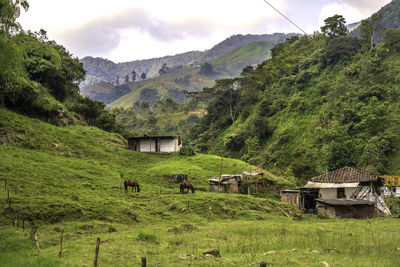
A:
[
  {"xmin": 281, "ymin": 192, "xmax": 299, "ymax": 206},
  {"xmin": 133, "ymin": 138, "xmax": 182, "ymax": 153},
  {"xmin": 317, "ymin": 203, "xmax": 375, "ymax": 219},
  {"xmin": 319, "ymin": 188, "xmax": 357, "ymax": 199},
  {"xmin": 138, "ymin": 139, "xmax": 156, "ymax": 152},
  {"xmin": 317, "ymin": 205, "xmax": 336, "ymax": 218},
  {"xmin": 159, "ymin": 138, "xmax": 181, "ymax": 153},
  {"xmin": 210, "ymin": 184, "xmax": 239, "ymax": 193}
]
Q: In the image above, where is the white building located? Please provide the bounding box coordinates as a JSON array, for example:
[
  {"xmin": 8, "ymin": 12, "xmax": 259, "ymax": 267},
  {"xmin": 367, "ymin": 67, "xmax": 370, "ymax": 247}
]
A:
[{"xmin": 127, "ymin": 135, "xmax": 182, "ymax": 153}]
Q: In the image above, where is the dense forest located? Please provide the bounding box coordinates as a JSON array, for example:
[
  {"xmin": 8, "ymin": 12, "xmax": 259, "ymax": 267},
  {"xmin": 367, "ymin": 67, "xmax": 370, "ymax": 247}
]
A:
[{"xmin": 0, "ymin": 0, "xmax": 122, "ymax": 133}]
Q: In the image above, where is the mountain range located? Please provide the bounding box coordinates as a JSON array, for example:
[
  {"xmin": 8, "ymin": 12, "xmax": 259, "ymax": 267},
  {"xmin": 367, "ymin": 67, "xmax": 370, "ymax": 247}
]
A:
[{"xmin": 80, "ymin": 33, "xmax": 298, "ymax": 106}]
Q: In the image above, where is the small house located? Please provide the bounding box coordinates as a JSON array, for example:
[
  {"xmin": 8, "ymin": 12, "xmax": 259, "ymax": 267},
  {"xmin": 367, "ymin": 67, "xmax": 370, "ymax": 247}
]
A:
[
  {"xmin": 209, "ymin": 175, "xmax": 242, "ymax": 193},
  {"xmin": 297, "ymin": 166, "xmax": 390, "ymax": 217},
  {"xmin": 127, "ymin": 135, "xmax": 182, "ymax": 153}
]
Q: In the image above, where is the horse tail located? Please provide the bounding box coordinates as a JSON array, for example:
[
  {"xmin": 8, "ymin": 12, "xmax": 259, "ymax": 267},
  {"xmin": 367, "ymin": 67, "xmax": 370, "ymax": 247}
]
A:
[{"xmin": 124, "ymin": 180, "xmax": 127, "ymax": 191}]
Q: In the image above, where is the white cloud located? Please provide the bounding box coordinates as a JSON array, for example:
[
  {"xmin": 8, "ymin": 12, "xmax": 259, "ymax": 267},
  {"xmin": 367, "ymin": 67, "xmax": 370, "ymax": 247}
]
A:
[{"xmin": 17, "ymin": 0, "xmax": 392, "ymax": 62}]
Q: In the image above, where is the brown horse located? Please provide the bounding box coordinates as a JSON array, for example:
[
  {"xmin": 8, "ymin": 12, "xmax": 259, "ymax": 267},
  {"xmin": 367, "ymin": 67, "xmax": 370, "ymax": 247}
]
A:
[
  {"xmin": 180, "ymin": 181, "xmax": 194, "ymax": 194},
  {"xmin": 124, "ymin": 179, "xmax": 140, "ymax": 192}
]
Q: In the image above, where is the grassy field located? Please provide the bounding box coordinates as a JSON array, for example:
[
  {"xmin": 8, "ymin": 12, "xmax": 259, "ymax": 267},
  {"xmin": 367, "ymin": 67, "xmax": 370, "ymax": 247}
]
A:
[
  {"xmin": 1, "ymin": 217, "xmax": 399, "ymax": 266},
  {"xmin": 0, "ymin": 108, "xmax": 399, "ymax": 266}
]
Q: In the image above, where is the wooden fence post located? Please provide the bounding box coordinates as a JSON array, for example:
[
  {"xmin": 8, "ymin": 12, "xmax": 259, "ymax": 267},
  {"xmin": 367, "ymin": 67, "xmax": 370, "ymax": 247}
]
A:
[
  {"xmin": 59, "ymin": 229, "xmax": 64, "ymax": 258},
  {"xmin": 160, "ymin": 185, "xmax": 162, "ymax": 194},
  {"xmin": 141, "ymin": 256, "xmax": 146, "ymax": 267},
  {"xmin": 7, "ymin": 188, "xmax": 10, "ymax": 203},
  {"xmin": 94, "ymin": 237, "xmax": 100, "ymax": 267},
  {"xmin": 31, "ymin": 224, "xmax": 37, "ymax": 240},
  {"xmin": 22, "ymin": 218, "xmax": 25, "ymax": 231},
  {"xmin": 4, "ymin": 179, "xmax": 6, "ymax": 191},
  {"xmin": 32, "ymin": 228, "xmax": 41, "ymax": 256},
  {"xmin": 260, "ymin": 262, "xmax": 267, "ymax": 267}
]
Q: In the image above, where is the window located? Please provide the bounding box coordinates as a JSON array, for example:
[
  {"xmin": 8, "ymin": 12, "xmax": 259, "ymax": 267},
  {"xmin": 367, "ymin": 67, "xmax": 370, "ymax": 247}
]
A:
[{"xmin": 337, "ymin": 188, "xmax": 345, "ymax": 198}]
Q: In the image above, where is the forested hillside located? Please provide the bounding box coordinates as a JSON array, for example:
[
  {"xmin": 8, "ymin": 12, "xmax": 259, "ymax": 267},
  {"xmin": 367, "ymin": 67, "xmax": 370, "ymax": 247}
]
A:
[
  {"xmin": 0, "ymin": 0, "xmax": 121, "ymax": 133},
  {"xmin": 185, "ymin": 14, "xmax": 400, "ymax": 180}
]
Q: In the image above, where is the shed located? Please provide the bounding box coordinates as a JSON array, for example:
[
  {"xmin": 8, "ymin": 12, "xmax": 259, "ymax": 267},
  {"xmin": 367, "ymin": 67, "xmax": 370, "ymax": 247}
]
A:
[
  {"xmin": 127, "ymin": 135, "xmax": 182, "ymax": 153},
  {"xmin": 316, "ymin": 199, "xmax": 375, "ymax": 219},
  {"xmin": 280, "ymin": 190, "xmax": 299, "ymax": 206},
  {"xmin": 209, "ymin": 175, "xmax": 242, "ymax": 193}
]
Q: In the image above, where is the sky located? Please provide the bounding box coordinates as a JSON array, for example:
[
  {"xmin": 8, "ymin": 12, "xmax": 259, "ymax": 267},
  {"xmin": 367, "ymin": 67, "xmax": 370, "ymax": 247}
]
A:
[{"xmin": 18, "ymin": 0, "xmax": 391, "ymax": 63}]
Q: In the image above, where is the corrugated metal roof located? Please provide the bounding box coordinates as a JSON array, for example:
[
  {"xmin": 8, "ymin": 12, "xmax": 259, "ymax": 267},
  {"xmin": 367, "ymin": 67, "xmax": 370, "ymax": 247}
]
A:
[
  {"xmin": 311, "ymin": 167, "xmax": 379, "ymax": 183},
  {"xmin": 304, "ymin": 182, "xmax": 359, "ymax": 189},
  {"xmin": 316, "ymin": 199, "xmax": 374, "ymax": 206},
  {"xmin": 127, "ymin": 135, "xmax": 180, "ymax": 140},
  {"xmin": 242, "ymin": 172, "xmax": 264, "ymax": 176}
]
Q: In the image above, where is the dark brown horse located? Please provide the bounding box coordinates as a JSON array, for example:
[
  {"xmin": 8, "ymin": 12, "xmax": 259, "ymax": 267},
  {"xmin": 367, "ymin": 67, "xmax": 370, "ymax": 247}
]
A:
[
  {"xmin": 180, "ymin": 181, "xmax": 194, "ymax": 194},
  {"xmin": 124, "ymin": 179, "xmax": 140, "ymax": 192}
]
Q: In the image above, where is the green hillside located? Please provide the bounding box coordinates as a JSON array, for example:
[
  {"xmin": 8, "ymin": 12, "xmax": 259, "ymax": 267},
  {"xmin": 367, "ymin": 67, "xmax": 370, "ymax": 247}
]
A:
[
  {"xmin": 187, "ymin": 16, "xmax": 400, "ymax": 180},
  {"xmin": 0, "ymin": 108, "xmax": 293, "ymax": 223},
  {"xmin": 2, "ymin": 110, "xmax": 400, "ymax": 267},
  {"xmin": 212, "ymin": 40, "xmax": 275, "ymax": 77}
]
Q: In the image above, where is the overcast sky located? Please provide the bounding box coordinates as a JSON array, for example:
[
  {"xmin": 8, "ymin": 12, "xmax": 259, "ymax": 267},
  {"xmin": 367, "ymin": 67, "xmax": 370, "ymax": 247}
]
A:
[{"xmin": 18, "ymin": 0, "xmax": 391, "ymax": 63}]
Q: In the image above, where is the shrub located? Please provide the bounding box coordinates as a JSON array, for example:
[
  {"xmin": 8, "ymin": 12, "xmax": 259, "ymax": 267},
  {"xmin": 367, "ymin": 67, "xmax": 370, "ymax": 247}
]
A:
[{"xmin": 179, "ymin": 145, "xmax": 195, "ymax": 156}]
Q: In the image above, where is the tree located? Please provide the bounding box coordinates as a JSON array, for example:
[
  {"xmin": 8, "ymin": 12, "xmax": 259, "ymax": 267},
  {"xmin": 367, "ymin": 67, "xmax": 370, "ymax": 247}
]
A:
[
  {"xmin": 384, "ymin": 28, "xmax": 400, "ymax": 52},
  {"xmin": 359, "ymin": 13, "xmax": 384, "ymax": 51},
  {"xmin": 321, "ymin": 15, "xmax": 348, "ymax": 38},
  {"xmin": 124, "ymin": 74, "xmax": 129, "ymax": 84},
  {"xmin": 131, "ymin": 70, "xmax": 136, "ymax": 81},
  {"xmin": 140, "ymin": 72, "xmax": 146, "ymax": 80},
  {"xmin": 159, "ymin": 63, "xmax": 169, "ymax": 75},
  {"xmin": 0, "ymin": 0, "xmax": 29, "ymax": 36}
]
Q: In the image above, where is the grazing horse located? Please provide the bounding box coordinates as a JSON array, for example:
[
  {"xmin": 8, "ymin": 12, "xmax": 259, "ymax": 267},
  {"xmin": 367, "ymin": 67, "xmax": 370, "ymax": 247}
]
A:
[
  {"xmin": 180, "ymin": 181, "xmax": 194, "ymax": 194},
  {"xmin": 124, "ymin": 179, "xmax": 140, "ymax": 192}
]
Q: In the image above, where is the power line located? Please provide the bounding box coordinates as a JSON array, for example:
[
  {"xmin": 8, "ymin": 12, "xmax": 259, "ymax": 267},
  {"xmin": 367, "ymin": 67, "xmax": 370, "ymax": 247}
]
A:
[{"xmin": 262, "ymin": 0, "xmax": 307, "ymax": 35}]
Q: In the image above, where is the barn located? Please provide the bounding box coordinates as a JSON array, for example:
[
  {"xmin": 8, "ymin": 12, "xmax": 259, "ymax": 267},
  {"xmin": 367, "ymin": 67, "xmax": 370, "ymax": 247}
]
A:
[{"xmin": 127, "ymin": 135, "xmax": 182, "ymax": 153}]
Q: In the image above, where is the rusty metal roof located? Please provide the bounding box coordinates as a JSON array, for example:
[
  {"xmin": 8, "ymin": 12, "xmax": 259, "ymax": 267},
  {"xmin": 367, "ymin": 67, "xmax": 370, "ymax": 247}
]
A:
[
  {"xmin": 316, "ymin": 199, "xmax": 374, "ymax": 206},
  {"xmin": 209, "ymin": 175, "xmax": 241, "ymax": 183},
  {"xmin": 311, "ymin": 167, "xmax": 379, "ymax": 183}
]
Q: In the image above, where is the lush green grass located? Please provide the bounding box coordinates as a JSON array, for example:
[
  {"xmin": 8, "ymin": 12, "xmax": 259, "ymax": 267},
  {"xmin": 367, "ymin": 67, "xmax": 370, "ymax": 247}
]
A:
[
  {"xmin": 0, "ymin": 108, "xmax": 293, "ymax": 224},
  {"xmin": 1, "ymin": 217, "xmax": 399, "ymax": 266},
  {"xmin": 1, "ymin": 108, "xmax": 398, "ymax": 266}
]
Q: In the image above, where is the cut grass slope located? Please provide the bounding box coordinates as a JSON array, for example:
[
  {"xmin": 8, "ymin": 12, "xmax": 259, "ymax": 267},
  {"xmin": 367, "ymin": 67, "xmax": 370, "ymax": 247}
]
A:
[{"xmin": 0, "ymin": 108, "xmax": 294, "ymax": 225}]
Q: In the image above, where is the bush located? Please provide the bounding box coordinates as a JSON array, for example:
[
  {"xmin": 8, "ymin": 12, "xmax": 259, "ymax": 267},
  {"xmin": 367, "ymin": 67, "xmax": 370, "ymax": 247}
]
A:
[{"xmin": 179, "ymin": 145, "xmax": 195, "ymax": 156}]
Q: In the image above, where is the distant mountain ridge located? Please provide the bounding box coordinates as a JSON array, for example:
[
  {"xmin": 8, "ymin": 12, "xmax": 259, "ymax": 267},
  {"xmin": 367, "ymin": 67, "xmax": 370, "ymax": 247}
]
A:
[{"xmin": 80, "ymin": 32, "xmax": 298, "ymax": 87}]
